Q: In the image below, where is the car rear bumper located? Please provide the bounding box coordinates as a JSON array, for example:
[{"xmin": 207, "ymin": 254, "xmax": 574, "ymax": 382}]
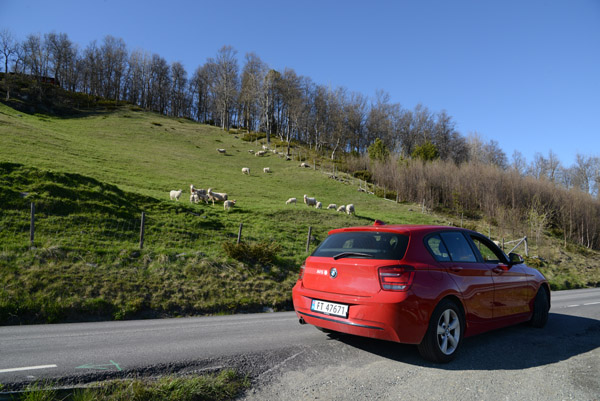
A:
[{"xmin": 292, "ymin": 284, "xmax": 427, "ymax": 344}]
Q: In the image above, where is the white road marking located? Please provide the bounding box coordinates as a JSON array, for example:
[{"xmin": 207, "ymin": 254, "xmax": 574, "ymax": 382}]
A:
[
  {"xmin": 583, "ymin": 302, "xmax": 600, "ymax": 306},
  {"xmin": 566, "ymin": 305, "xmax": 580, "ymax": 308},
  {"xmin": 0, "ymin": 364, "xmax": 57, "ymax": 373}
]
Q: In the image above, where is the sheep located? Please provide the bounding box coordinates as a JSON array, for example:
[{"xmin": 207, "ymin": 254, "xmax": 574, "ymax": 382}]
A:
[
  {"xmin": 190, "ymin": 193, "xmax": 199, "ymax": 203},
  {"xmin": 207, "ymin": 188, "xmax": 228, "ymax": 205},
  {"xmin": 248, "ymin": 150, "xmax": 255, "ymax": 154},
  {"xmin": 263, "ymin": 167, "xmax": 271, "ymax": 173},
  {"xmin": 299, "ymin": 162, "xmax": 310, "ymax": 168},
  {"xmin": 337, "ymin": 205, "xmax": 346, "ymax": 213},
  {"xmin": 327, "ymin": 203, "xmax": 337, "ymax": 210},
  {"xmin": 303, "ymin": 194, "xmax": 317, "ymax": 207},
  {"xmin": 346, "ymin": 204, "xmax": 355, "ymax": 215},
  {"xmin": 255, "ymin": 150, "xmax": 267, "ymax": 157},
  {"xmin": 286, "ymin": 197, "xmax": 297, "ymax": 205},
  {"xmin": 224, "ymin": 199, "xmax": 236, "ymax": 211},
  {"xmin": 262, "ymin": 145, "xmax": 268, "ymax": 150},
  {"xmin": 217, "ymin": 148, "xmax": 226, "ymax": 154},
  {"xmin": 242, "ymin": 167, "xmax": 250, "ymax": 175},
  {"xmin": 197, "ymin": 192, "xmax": 210, "ymax": 204},
  {"xmin": 170, "ymin": 189, "xmax": 183, "ymax": 201},
  {"xmin": 315, "ymin": 201, "xmax": 322, "ymax": 209}
]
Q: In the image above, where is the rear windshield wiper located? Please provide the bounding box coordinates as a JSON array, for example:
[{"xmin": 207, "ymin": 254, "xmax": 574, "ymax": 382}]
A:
[{"xmin": 333, "ymin": 252, "xmax": 373, "ymax": 260}]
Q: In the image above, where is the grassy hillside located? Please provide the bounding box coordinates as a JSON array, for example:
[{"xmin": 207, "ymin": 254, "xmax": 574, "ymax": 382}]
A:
[
  {"xmin": 0, "ymin": 102, "xmax": 439, "ymax": 324},
  {"xmin": 0, "ymin": 102, "xmax": 598, "ymax": 324}
]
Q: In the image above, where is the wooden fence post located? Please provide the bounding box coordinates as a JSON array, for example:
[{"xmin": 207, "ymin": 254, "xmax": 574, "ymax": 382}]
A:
[
  {"xmin": 139, "ymin": 212, "xmax": 145, "ymax": 249},
  {"xmin": 306, "ymin": 226, "xmax": 312, "ymax": 253},
  {"xmin": 237, "ymin": 223, "xmax": 243, "ymax": 244},
  {"xmin": 524, "ymin": 236, "xmax": 529, "ymax": 257},
  {"xmin": 30, "ymin": 202, "xmax": 35, "ymax": 249}
]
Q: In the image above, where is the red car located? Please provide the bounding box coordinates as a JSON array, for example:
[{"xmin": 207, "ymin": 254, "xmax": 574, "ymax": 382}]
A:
[{"xmin": 292, "ymin": 222, "xmax": 550, "ymax": 363}]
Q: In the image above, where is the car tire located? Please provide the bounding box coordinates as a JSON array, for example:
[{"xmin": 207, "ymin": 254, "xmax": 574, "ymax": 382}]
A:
[
  {"xmin": 530, "ymin": 286, "xmax": 549, "ymax": 328},
  {"xmin": 418, "ymin": 299, "xmax": 464, "ymax": 363}
]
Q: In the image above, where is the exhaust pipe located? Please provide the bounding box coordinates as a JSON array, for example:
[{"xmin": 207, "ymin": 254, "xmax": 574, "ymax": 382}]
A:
[{"xmin": 299, "ymin": 317, "xmax": 306, "ymax": 325}]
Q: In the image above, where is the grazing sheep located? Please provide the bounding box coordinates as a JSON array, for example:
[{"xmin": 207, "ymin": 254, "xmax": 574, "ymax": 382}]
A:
[
  {"xmin": 346, "ymin": 204, "xmax": 355, "ymax": 215},
  {"xmin": 207, "ymin": 188, "xmax": 228, "ymax": 205},
  {"xmin": 262, "ymin": 145, "xmax": 268, "ymax": 150},
  {"xmin": 327, "ymin": 203, "xmax": 337, "ymax": 210},
  {"xmin": 286, "ymin": 197, "xmax": 297, "ymax": 205},
  {"xmin": 217, "ymin": 148, "xmax": 226, "ymax": 154},
  {"xmin": 299, "ymin": 162, "xmax": 310, "ymax": 168},
  {"xmin": 170, "ymin": 189, "xmax": 183, "ymax": 201},
  {"xmin": 337, "ymin": 205, "xmax": 346, "ymax": 213},
  {"xmin": 303, "ymin": 194, "xmax": 317, "ymax": 207},
  {"xmin": 224, "ymin": 199, "xmax": 236, "ymax": 211},
  {"xmin": 263, "ymin": 167, "xmax": 271, "ymax": 173},
  {"xmin": 315, "ymin": 201, "xmax": 322, "ymax": 209},
  {"xmin": 248, "ymin": 150, "xmax": 255, "ymax": 154},
  {"xmin": 255, "ymin": 150, "xmax": 267, "ymax": 157},
  {"xmin": 242, "ymin": 167, "xmax": 250, "ymax": 175},
  {"xmin": 190, "ymin": 193, "xmax": 199, "ymax": 203}
]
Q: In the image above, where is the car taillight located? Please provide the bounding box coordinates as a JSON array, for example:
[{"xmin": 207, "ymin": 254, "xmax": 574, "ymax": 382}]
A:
[
  {"xmin": 378, "ymin": 265, "xmax": 415, "ymax": 291},
  {"xmin": 298, "ymin": 264, "xmax": 305, "ymax": 281}
]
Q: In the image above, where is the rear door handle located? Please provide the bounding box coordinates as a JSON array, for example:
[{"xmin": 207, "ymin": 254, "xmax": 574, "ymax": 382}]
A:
[{"xmin": 450, "ymin": 266, "xmax": 463, "ymax": 273}]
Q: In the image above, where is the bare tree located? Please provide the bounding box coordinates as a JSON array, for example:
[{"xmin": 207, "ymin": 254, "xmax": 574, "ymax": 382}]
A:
[
  {"xmin": 170, "ymin": 61, "xmax": 188, "ymax": 117},
  {"xmin": 0, "ymin": 29, "xmax": 18, "ymax": 100},
  {"xmin": 239, "ymin": 52, "xmax": 267, "ymax": 132},
  {"xmin": 511, "ymin": 150, "xmax": 527, "ymax": 175},
  {"xmin": 211, "ymin": 45, "xmax": 239, "ymax": 131}
]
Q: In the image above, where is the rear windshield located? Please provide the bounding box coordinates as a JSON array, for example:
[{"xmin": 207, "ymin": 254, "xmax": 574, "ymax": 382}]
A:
[{"xmin": 312, "ymin": 232, "xmax": 409, "ymax": 260}]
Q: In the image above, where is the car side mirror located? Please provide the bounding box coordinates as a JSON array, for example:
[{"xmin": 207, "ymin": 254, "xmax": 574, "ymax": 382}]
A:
[{"xmin": 508, "ymin": 252, "xmax": 524, "ymax": 265}]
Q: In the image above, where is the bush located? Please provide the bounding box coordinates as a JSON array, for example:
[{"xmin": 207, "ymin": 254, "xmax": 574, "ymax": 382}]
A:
[
  {"xmin": 353, "ymin": 170, "xmax": 372, "ymax": 182},
  {"xmin": 241, "ymin": 132, "xmax": 266, "ymax": 142},
  {"xmin": 223, "ymin": 241, "xmax": 281, "ymax": 265}
]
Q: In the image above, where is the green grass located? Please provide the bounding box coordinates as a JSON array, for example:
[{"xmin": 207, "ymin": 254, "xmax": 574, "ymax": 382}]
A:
[
  {"xmin": 0, "ymin": 102, "xmax": 439, "ymax": 324},
  {"xmin": 14, "ymin": 370, "xmax": 249, "ymax": 401},
  {"xmin": 0, "ymin": 101, "xmax": 598, "ymax": 324}
]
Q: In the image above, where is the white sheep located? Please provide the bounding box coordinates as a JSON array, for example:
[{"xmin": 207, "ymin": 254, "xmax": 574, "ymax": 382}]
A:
[
  {"xmin": 346, "ymin": 204, "xmax": 355, "ymax": 215},
  {"xmin": 248, "ymin": 150, "xmax": 255, "ymax": 154},
  {"xmin": 299, "ymin": 162, "xmax": 310, "ymax": 168},
  {"xmin": 263, "ymin": 167, "xmax": 271, "ymax": 173},
  {"xmin": 286, "ymin": 197, "xmax": 297, "ymax": 205},
  {"xmin": 337, "ymin": 205, "xmax": 346, "ymax": 213},
  {"xmin": 224, "ymin": 199, "xmax": 236, "ymax": 211},
  {"xmin": 190, "ymin": 193, "xmax": 198, "ymax": 203},
  {"xmin": 255, "ymin": 150, "xmax": 267, "ymax": 157},
  {"xmin": 170, "ymin": 189, "xmax": 183, "ymax": 201},
  {"xmin": 217, "ymin": 148, "xmax": 226, "ymax": 154},
  {"xmin": 327, "ymin": 203, "xmax": 337, "ymax": 210},
  {"xmin": 207, "ymin": 188, "xmax": 228, "ymax": 205},
  {"xmin": 315, "ymin": 201, "xmax": 322, "ymax": 209},
  {"xmin": 304, "ymin": 194, "xmax": 317, "ymax": 206},
  {"xmin": 262, "ymin": 145, "xmax": 268, "ymax": 150},
  {"xmin": 242, "ymin": 167, "xmax": 250, "ymax": 175}
]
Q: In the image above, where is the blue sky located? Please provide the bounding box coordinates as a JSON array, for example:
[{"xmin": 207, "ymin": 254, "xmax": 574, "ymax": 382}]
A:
[{"xmin": 1, "ymin": 0, "xmax": 599, "ymax": 167}]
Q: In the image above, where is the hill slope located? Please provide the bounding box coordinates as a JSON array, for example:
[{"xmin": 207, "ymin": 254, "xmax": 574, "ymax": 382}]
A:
[
  {"xmin": 0, "ymin": 102, "xmax": 440, "ymax": 324},
  {"xmin": 0, "ymin": 102, "xmax": 598, "ymax": 324}
]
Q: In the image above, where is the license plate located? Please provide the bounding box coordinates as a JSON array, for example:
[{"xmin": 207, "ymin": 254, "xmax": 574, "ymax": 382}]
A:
[{"xmin": 311, "ymin": 299, "xmax": 348, "ymax": 318}]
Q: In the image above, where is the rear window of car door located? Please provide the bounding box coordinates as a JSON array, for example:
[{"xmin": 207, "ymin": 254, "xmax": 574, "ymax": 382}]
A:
[{"xmin": 439, "ymin": 232, "xmax": 477, "ymax": 262}]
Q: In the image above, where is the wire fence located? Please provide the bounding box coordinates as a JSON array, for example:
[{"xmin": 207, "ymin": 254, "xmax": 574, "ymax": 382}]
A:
[{"xmin": 0, "ymin": 203, "xmax": 316, "ymax": 257}]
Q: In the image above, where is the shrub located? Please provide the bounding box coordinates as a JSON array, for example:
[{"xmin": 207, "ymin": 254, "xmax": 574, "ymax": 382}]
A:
[
  {"xmin": 240, "ymin": 132, "xmax": 266, "ymax": 142},
  {"xmin": 222, "ymin": 241, "xmax": 281, "ymax": 265},
  {"xmin": 353, "ymin": 170, "xmax": 372, "ymax": 182}
]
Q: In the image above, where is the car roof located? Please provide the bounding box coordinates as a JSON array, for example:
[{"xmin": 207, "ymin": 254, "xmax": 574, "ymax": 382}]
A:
[{"xmin": 328, "ymin": 224, "xmax": 470, "ymax": 236}]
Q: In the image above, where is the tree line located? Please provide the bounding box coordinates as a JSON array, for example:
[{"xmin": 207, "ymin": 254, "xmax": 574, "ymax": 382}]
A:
[{"xmin": 1, "ymin": 29, "xmax": 599, "ymax": 249}]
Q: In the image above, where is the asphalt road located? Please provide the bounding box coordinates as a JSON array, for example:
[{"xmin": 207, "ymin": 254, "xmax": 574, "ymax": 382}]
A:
[{"xmin": 1, "ymin": 288, "xmax": 599, "ymax": 400}]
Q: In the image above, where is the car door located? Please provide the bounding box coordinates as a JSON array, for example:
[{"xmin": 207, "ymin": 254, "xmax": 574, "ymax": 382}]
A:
[
  {"xmin": 468, "ymin": 234, "xmax": 532, "ymax": 318},
  {"xmin": 429, "ymin": 231, "xmax": 495, "ymax": 322}
]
